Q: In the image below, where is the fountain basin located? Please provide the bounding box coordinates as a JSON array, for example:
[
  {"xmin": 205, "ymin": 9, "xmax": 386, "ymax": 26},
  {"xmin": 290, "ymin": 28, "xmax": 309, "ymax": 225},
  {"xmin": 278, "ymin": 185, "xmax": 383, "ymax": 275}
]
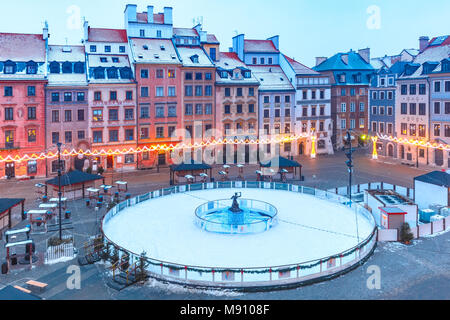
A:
[{"xmin": 195, "ymin": 198, "xmax": 278, "ymax": 234}]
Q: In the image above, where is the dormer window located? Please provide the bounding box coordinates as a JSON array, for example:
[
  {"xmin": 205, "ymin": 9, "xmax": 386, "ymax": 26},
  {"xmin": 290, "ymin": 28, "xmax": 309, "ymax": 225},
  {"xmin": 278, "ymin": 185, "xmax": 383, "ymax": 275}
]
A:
[
  {"xmin": 4, "ymin": 61, "xmax": 16, "ymax": 74},
  {"xmin": 62, "ymin": 61, "xmax": 72, "ymax": 74},
  {"xmin": 26, "ymin": 61, "xmax": 37, "ymax": 74},
  {"xmin": 74, "ymin": 62, "xmax": 84, "ymax": 74},
  {"xmin": 49, "ymin": 61, "xmax": 60, "ymax": 74},
  {"xmin": 190, "ymin": 55, "xmax": 199, "ymax": 63},
  {"xmin": 107, "ymin": 67, "xmax": 118, "ymax": 79}
]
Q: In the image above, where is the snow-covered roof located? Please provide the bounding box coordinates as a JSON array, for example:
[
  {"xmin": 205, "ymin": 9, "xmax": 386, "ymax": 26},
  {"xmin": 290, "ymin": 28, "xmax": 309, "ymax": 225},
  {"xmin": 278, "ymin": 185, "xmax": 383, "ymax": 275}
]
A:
[
  {"xmin": 249, "ymin": 65, "xmax": 294, "ymax": 91},
  {"xmin": 283, "ymin": 55, "xmax": 318, "ymax": 75},
  {"xmin": 244, "ymin": 39, "xmax": 279, "ymax": 53},
  {"xmin": 0, "ymin": 33, "xmax": 45, "ymax": 61},
  {"xmin": 88, "ymin": 28, "xmax": 128, "ymax": 43},
  {"xmin": 130, "ymin": 38, "xmax": 181, "ymax": 64},
  {"xmin": 176, "ymin": 46, "xmax": 214, "ymax": 67},
  {"xmin": 215, "ymin": 52, "xmax": 260, "ymax": 85}
]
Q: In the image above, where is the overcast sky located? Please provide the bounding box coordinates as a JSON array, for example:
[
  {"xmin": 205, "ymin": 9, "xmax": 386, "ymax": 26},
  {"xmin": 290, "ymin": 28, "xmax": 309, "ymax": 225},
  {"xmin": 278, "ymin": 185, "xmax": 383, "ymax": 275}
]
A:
[{"xmin": 1, "ymin": 0, "xmax": 450, "ymax": 66}]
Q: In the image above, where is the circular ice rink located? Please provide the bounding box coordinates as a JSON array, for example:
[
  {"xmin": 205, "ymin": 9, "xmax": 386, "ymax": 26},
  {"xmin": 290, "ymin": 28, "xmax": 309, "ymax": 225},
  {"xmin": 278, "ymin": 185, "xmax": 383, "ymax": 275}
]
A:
[{"xmin": 103, "ymin": 188, "xmax": 375, "ymax": 270}]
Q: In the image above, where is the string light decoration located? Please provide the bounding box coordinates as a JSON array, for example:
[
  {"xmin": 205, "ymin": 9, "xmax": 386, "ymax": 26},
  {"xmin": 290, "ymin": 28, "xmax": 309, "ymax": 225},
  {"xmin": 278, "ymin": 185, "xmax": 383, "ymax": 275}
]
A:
[
  {"xmin": 377, "ymin": 134, "xmax": 450, "ymax": 151},
  {"xmin": 0, "ymin": 133, "xmax": 312, "ymax": 163},
  {"xmin": 371, "ymin": 136, "xmax": 378, "ymax": 160}
]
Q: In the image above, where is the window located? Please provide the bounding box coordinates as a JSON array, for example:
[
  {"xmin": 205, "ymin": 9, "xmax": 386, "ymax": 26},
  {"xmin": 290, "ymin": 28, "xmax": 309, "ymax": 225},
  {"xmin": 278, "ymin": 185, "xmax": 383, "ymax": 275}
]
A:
[
  {"xmin": 77, "ymin": 92, "xmax": 85, "ymax": 102},
  {"xmin": 418, "ymin": 125, "xmax": 426, "ymax": 137},
  {"xmin": 28, "ymin": 129, "xmax": 36, "ymax": 142},
  {"xmin": 185, "ymin": 86, "xmax": 193, "ymax": 96},
  {"xmin": 94, "ymin": 91, "xmax": 101, "ymax": 101},
  {"xmin": 125, "ymin": 129, "xmax": 134, "ymax": 141},
  {"xmin": 205, "ymin": 104, "xmax": 212, "ymax": 115},
  {"xmin": 52, "ymin": 110, "xmax": 59, "ymax": 122},
  {"xmin": 419, "ymin": 84, "xmax": 426, "ymax": 95},
  {"xmin": 78, "ymin": 130, "xmax": 85, "ymax": 140},
  {"xmin": 4, "ymin": 86, "xmax": 13, "ymax": 97},
  {"xmin": 156, "ymin": 127, "xmax": 164, "ymax": 138},
  {"xmin": 108, "ymin": 109, "xmax": 119, "ymax": 121},
  {"xmin": 126, "ymin": 91, "xmax": 133, "ymax": 100},
  {"xmin": 124, "ymin": 108, "xmax": 134, "ymax": 120},
  {"xmin": 195, "ymin": 86, "xmax": 203, "ymax": 97},
  {"xmin": 185, "ymin": 104, "xmax": 193, "ymax": 115},
  {"xmin": 224, "ymin": 88, "xmax": 231, "ymax": 97},
  {"xmin": 109, "ymin": 130, "xmax": 118, "ymax": 142},
  {"xmin": 51, "ymin": 92, "xmax": 60, "ymax": 102},
  {"xmin": 434, "ymin": 124, "xmax": 441, "ymax": 136},
  {"xmin": 156, "ymin": 87, "xmax": 164, "ymax": 97},
  {"xmin": 419, "ymin": 103, "xmax": 426, "ymax": 115},
  {"xmin": 27, "ymin": 107, "xmax": 36, "ymax": 120},
  {"xmin": 141, "ymin": 69, "xmax": 149, "ymax": 78},
  {"xmin": 77, "ymin": 109, "xmax": 85, "ymax": 121},
  {"xmin": 5, "ymin": 108, "xmax": 13, "ymax": 120},
  {"xmin": 27, "ymin": 86, "xmax": 36, "ymax": 97},
  {"xmin": 52, "ymin": 132, "xmax": 60, "ymax": 144},
  {"xmin": 64, "ymin": 131, "xmax": 72, "ymax": 143},
  {"xmin": 185, "ymin": 72, "xmax": 193, "ymax": 80},
  {"xmin": 141, "ymin": 87, "xmax": 149, "ymax": 97},
  {"xmin": 195, "ymin": 104, "xmax": 203, "ymax": 115},
  {"xmin": 64, "ymin": 110, "xmax": 72, "ymax": 122},
  {"xmin": 92, "ymin": 109, "xmax": 103, "ymax": 122},
  {"xmin": 401, "ymin": 103, "xmax": 407, "ymax": 114}
]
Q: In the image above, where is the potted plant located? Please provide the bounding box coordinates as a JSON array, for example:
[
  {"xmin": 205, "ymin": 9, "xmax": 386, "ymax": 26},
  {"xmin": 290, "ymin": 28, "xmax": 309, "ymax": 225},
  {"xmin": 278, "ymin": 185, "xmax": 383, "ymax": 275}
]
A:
[{"xmin": 399, "ymin": 222, "xmax": 414, "ymax": 245}]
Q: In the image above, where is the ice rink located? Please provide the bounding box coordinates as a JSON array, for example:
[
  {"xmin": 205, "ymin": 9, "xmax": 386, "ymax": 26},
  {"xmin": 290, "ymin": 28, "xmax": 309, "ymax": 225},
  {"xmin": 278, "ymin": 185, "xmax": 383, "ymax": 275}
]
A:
[{"xmin": 103, "ymin": 188, "xmax": 375, "ymax": 268}]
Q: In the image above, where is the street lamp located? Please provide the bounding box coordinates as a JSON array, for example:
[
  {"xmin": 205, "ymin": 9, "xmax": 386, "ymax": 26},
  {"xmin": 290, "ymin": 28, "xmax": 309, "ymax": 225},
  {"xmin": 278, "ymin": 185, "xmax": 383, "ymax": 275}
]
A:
[
  {"xmin": 344, "ymin": 131, "xmax": 354, "ymax": 206},
  {"xmin": 56, "ymin": 142, "xmax": 63, "ymax": 240}
]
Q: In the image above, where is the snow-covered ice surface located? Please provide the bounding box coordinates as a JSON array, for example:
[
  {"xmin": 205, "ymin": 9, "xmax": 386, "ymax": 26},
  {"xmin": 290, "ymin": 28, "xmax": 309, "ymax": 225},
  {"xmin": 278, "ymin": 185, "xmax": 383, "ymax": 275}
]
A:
[{"xmin": 103, "ymin": 188, "xmax": 374, "ymax": 268}]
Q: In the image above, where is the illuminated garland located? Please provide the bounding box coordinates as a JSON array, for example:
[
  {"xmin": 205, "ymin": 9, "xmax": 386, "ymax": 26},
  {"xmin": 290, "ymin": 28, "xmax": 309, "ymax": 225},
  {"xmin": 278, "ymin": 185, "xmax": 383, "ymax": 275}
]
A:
[
  {"xmin": 0, "ymin": 133, "xmax": 311, "ymax": 163},
  {"xmin": 377, "ymin": 133, "xmax": 450, "ymax": 151}
]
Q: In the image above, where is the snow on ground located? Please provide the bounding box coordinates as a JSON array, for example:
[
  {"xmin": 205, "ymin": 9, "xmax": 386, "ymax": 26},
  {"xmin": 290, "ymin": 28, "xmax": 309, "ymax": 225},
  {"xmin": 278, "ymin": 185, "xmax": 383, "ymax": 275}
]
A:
[{"xmin": 103, "ymin": 188, "xmax": 374, "ymax": 268}]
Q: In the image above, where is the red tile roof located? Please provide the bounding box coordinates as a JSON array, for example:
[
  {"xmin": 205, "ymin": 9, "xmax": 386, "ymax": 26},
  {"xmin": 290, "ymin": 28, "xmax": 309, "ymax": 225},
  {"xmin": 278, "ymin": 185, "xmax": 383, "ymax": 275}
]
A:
[
  {"xmin": 88, "ymin": 28, "xmax": 128, "ymax": 43},
  {"xmin": 0, "ymin": 33, "xmax": 45, "ymax": 61},
  {"xmin": 244, "ymin": 39, "xmax": 278, "ymax": 53}
]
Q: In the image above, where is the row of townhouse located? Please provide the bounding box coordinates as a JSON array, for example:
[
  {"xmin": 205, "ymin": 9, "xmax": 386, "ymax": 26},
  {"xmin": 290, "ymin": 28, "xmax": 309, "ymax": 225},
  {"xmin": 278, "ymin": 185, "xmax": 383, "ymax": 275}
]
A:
[
  {"xmin": 0, "ymin": 4, "xmax": 337, "ymax": 179},
  {"xmin": 369, "ymin": 36, "xmax": 450, "ymax": 169}
]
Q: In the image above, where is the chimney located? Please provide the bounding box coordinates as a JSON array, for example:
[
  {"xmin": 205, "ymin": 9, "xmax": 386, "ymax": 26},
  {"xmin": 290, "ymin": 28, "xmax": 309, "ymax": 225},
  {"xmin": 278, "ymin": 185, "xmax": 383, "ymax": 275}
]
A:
[
  {"xmin": 164, "ymin": 7, "xmax": 173, "ymax": 25},
  {"xmin": 267, "ymin": 35, "xmax": 279, "ymax": 50},
  {"xmin": 43, "ymin": 21, "xmax": 49, "ymax": 41},
  {"xmin": 147, "ymin": 6, "xmax": 154, "ymax": 23},
  {"xmin": 358, "ymin": 48, "xmax": 370, "ymax": 64},
  {"xmin": 419, "ymin": 36, "xmax": 429, "ymax": 53},
  {"xmin": 315, "ymin": 57, "xmax": 327, "ymax": 66},
  {"xmin": 341, "ymin": 54, "xmax": 349, "ymax": 65},
  {"xmin": 125, "ymin": 4, "xmax": 137, "ymax": 23},
  {"xmin": 83, "ymin": 19, "xmax": 89, "ymax": 42}
]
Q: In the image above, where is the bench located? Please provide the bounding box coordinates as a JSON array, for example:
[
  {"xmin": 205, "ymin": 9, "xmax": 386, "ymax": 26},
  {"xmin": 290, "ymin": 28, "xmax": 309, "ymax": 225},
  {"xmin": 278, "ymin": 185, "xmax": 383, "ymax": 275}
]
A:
[
  {"xmin": 14, "ymin": 285, "xmax": 32, "ymax": 294},
  {"xmin": 26, "ymin": 280, "xmax": 48, "ymax": 292}
]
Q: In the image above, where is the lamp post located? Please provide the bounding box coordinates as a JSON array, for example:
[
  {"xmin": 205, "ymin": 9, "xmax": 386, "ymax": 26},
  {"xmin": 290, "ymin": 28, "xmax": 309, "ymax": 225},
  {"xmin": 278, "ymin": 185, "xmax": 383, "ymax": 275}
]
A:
[
  {"xmin": 56, "ymin": 142, "xmax": 63, "ymax": 240},
  {"xmin": 344, "ymin": 131, "xmax": 354, "ymax": 206}
]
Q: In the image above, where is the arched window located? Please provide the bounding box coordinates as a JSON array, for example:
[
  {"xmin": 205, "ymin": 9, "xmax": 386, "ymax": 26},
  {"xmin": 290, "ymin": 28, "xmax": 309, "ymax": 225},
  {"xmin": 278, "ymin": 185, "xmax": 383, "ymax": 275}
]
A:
[
  {"xmin": 49, "ymin": 61, "xmax": 60, "ymax": 74},
  {"xmin": 107, "ymin": 67, "xmax": 118, "ymax": 79},
  {"xmin": 62, "ymin": 61, "xmax": 72, "ymax": 74},
  {"xmin": 26, "ymin": 61, "xmax": 37, "ymax": 74},
  {"xmin": 73, "ymin": 62, "xmax": 85, "ymax": 74},
  {"xmin": 119, "ymin": 67, "xmax": 132, "ymax": 79},
  {"xmin": 93, "ymin": 67, "xmax": 105, "ymax": 79}
]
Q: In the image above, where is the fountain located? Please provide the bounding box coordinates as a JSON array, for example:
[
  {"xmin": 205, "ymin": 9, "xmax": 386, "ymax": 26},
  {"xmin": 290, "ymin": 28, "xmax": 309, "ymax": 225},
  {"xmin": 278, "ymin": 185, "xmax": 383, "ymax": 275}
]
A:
[{"xmin": 194, "ymin": 192, "xmax": 278, "ymax": 234}]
